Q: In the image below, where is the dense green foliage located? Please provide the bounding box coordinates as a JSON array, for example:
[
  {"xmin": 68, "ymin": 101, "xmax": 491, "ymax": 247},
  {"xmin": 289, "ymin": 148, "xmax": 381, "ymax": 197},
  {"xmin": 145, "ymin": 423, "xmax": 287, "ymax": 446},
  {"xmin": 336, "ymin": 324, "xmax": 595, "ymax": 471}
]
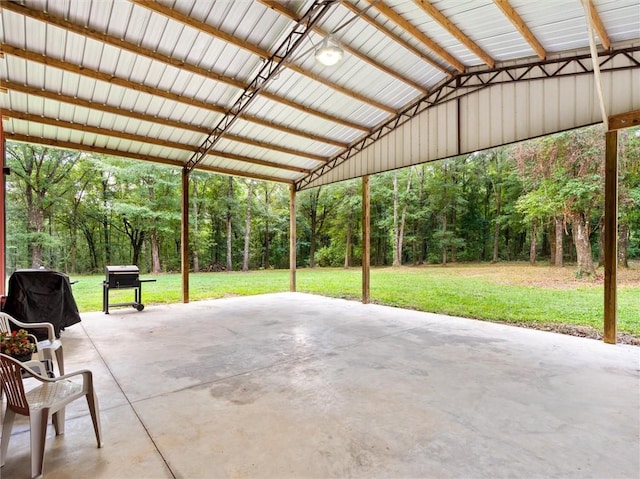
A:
[{"xmin": 5, "ymin": 125, "xmax": 640, "ymax": 275}]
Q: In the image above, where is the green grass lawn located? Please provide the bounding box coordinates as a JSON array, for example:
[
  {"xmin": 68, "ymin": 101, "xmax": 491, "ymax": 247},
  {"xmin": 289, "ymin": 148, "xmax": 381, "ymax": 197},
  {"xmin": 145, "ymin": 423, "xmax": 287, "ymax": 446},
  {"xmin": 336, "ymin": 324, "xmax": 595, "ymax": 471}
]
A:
[{"xmin": 71, "ymin": 264, "xmax": 640, "ymax": 337}]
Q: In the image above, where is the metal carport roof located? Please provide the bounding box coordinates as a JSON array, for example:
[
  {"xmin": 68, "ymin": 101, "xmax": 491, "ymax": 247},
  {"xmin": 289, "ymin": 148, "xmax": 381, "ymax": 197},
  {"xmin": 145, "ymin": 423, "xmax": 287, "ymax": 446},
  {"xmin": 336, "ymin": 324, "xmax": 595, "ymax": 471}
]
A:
[{"xmin": 1, "ymin": 0, "xmax": 638, "ymax": 188}]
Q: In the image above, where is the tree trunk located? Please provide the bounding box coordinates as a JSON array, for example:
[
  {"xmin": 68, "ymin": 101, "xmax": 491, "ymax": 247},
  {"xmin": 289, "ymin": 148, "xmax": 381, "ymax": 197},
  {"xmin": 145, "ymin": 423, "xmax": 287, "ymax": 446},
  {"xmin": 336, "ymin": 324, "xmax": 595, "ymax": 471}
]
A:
[
  {"xmin": 81, "ymin": 225, "xmax": 98, "ymax": 271},
  {"xmin": 397, "ymin": 169, "xmax": 413, "ymax": 266},
  {"xmin": 492, "ymin": 183, "xmax": 502, "ymax": 263},
  {"xmin": 570, "ymin": 212, "xmax": 595, "ymax": 276},
  {"xmin": 150, "ymin": 229, "xmax": 161, "ymax": 273},
  {"xmin": 416, "ymin": 167, "xmax": 425, "ymax": 265},
  {"xmin": 192, "ymin": 177, "xmax": 200, "ymax": 273},
  {"xmin": 554, "ymin": 215, "xmax": 564, "ymax": 267},
  {"xmin": 102, "ymin": 177, "xmax": 111, "ymax": 266},
  {"xmin": 482, "ymin": 185, "xmax": 491, "ymax": 261},
  {"xmin": 393, "ymin": 171, "xmax": 400, "ymax": 266},
  {"xmin": 70, "ymin": 223, "xmax": 78, "ymax": 273},
  {"xmin": 596, "ymin": 216, "xmax": 605, "ymax": 267},
  {"xmin": 441, "ymin": 214, "xmax": 448, "ymax": 265},
  {"xmin": 68, "ymin": 190, "xmax": 83, "ymax": 273},
  {"xmin": 618, "ymin": 221, "xmax": 630, "ymax": 268},
  {"xmin": 226, "ymin": 177, "xmax": 233, "ymax": 271},
  {"xmin": 264, "ymin": 185, "xmax": 271, "ymax": 269},
  {"xmin": 131, "ymin": 232, "xmax": 145, "ymax": 266},
  {"xmin": 123, "ymin": 216, "xmax": 145, "ymax": 266},
  {"xmin": 529, "ymin": 218, "xmax": 537, "ymax": 265},
  {"xmin": 149, "ymin": 186, "xmax": 161, "ymax": 273},
  {"xmin": 344, "ymin": 211, "xmax": 352, "ymax": 268},
  {"xmin": 309, "ymin": 190, "xmax": 318, "ymax": 268},
  {"xmin": 242, "ymin": 180, "xmax": 254, "ymax": 272},
  {"xmin": 27, "ymin": 194, "xmax": 45, "ymax": 268}
]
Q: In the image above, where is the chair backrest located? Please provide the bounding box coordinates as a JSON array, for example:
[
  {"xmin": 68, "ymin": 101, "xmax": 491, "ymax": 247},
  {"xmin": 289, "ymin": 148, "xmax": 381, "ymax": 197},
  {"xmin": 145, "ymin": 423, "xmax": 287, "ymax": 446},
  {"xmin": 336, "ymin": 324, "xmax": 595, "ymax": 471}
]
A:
[
  {"xmin": 0, "ymin": 354, "xmax": 30, "ymax": 415},
  {"xmin": 0, "ymin": 313, "xmax": 12, "ymax": 334}
]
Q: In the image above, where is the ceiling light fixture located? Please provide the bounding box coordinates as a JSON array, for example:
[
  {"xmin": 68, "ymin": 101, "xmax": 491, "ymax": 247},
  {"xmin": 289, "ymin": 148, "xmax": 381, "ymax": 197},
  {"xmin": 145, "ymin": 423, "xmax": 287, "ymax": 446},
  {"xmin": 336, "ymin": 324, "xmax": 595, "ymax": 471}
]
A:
[{"xmin": 315, "ymin": 37, "xmax": 344, "ymax": 66}]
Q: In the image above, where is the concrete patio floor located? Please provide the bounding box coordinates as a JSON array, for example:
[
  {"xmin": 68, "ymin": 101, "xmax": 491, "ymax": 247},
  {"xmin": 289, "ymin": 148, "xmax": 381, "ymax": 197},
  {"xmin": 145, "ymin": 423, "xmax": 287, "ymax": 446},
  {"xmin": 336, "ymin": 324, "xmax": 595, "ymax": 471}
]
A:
[{"xmin": 1, "ymin": 292, "xmax": 638, "ymax": 479}]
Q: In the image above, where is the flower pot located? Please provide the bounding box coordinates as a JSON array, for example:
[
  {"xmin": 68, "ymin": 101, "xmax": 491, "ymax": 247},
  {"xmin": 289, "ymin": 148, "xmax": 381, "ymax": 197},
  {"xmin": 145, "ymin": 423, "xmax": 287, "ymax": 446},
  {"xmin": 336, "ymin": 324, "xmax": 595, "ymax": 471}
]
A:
[{"xmin": 11, "ymin": 352, "xmax": 33, "ymax": 362}]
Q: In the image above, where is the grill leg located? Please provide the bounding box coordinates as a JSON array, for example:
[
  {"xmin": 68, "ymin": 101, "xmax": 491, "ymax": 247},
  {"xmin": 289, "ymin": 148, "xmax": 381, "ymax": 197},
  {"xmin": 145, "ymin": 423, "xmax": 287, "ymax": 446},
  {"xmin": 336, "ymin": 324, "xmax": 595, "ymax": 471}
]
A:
[{"xmin": 103, "ymin": 282, "xmax": 109, "ymax": 314}]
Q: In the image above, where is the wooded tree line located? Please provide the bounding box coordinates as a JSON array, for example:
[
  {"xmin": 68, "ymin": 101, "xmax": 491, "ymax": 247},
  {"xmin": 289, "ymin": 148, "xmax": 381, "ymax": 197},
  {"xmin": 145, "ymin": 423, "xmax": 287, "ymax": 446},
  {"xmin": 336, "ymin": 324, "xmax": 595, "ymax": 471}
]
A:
[{"xmin": 4, "ymin": 125, "xmax": 639, "ymax": 276}]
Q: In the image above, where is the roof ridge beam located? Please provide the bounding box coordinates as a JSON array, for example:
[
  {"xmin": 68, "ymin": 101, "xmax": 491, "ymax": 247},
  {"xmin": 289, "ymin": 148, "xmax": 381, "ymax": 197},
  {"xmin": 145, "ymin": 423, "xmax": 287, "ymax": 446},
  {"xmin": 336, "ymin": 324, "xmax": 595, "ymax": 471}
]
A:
[
  {"xmin": 0, "ymin": 43, "xmax": 347, "ymax": 148},
  {"xmin": 260, "ymin": 0, "xmax": 428, "ymax": 94},
  {"xmin": 493, "ymin": 0, "xmax": 546, "ymax": 60},
  {"xmin": 1, "ymin": 2, "xmax": 369, "ymax": 131},
  {"xmin": 131, "ymin": 0, "xmax": 396, "ymax": 114},
  {"xmin": 365, "ymin": 0, "xmax": 465, "ymax": 73},
  {"xmin": 5, "ymin": 133, "xmax": 292, "ymax": 183},
  {"xmin": 3, "ymin": 110, "xmax": 311, "ymax": 173},
  {"xmin": 412, "ymin": 0, "xmax": 495, "ymax": 68},
  {"xmin": 1, "ymin": 80, "xmax": 329, "ymax": 163}
]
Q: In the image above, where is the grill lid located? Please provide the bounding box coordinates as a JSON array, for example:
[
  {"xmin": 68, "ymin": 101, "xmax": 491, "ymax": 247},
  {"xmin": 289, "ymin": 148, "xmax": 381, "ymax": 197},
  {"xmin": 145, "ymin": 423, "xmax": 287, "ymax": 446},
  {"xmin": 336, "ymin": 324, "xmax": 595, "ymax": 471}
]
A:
[{"xmin": 105, "ymin": 265, "xmax": 140, "ymax": 275}]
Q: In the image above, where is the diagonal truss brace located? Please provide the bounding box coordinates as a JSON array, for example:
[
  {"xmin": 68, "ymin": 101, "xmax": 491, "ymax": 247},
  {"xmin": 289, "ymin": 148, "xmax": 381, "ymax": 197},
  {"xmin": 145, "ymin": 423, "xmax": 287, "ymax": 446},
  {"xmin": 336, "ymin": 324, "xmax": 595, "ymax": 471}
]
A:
[
  {"xmin": 186, "ymin": 0, "xmax": 338, "ymax": 171},
  {"xmin": 296, "ymin": 45, "xmax": 640, "ymax": 190}
]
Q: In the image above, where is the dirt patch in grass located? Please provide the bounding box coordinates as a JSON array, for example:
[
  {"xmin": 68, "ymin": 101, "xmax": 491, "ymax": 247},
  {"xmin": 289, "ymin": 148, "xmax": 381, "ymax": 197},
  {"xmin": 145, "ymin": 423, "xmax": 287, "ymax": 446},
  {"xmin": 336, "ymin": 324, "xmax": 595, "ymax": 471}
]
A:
[
  {"xmin": 506, "ymin": 267, "xmax": 640, "ymax": 289},
  {"xmin": 408, "ymin": 262, "xmax": 640, "ymax": 289}
]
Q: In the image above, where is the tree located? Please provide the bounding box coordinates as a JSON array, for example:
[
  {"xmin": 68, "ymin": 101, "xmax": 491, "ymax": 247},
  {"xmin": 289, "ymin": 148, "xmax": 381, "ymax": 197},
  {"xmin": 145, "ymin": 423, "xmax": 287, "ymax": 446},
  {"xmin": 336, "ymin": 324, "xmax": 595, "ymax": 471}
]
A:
[
  {"xmin": 516, "ymin": 184, "xmax": 558, "ymax": 265},
  {"xmin": 392, "ymin": 168, "xmax": 414, "ymax": 266},
  {"xmin": 103, "ymin": 161, "xmax": 180, "ymax": 269},
  {"xmin": 485, "ymin": 148, "xmax": 513, "ymax": 263},
  {"xmin": 242, "ymin": 180, "xmax": 254, "ymax": 271},
  {"xmin": 299, "ymin": 186, "xmax": 337, "ymax": 268},
  {"xmin": 261, "ymin": 184, "xmax": 274, "ymax": 269},
  {"xmin": 6, "ymin": 144, "xmax": 81, "ymax": 268},
  {"xmin": 59, "ymin": 160, "xmax": 103, "ymax": 272},
  {"xmin": 426, "ymin": 159, "xmax": 465, "ymax": 265},
  {"xmin": 555, "ymin": 128, "xmax": 604, "ymax": 276},
  {"xmin": 226, "ymin": 177, "xmax": 234, "ymax": 271},
  {"xmin": 618, "ymin": 128, "xmax": 640, "ymax": 267}
]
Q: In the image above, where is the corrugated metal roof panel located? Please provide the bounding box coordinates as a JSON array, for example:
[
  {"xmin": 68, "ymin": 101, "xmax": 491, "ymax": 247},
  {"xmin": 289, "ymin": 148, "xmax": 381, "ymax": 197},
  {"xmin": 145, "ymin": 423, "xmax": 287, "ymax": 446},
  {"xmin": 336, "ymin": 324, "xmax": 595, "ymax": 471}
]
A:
[
  {"xmin": 505, "ymin": 1, "xmax": 585, "ymax": 53},
  {"xmin": 215, "ymin": 138, "xmax": 318, "ymax": 171},
  {"xmin": 230, "ymin": 117, "xmax": 342, "ymax": 159},
  {"xmin": 392, "ymin": 0, "xmax": 477, "ymax": 67},
  {"xmin": 430, "ymin": 0, "xmax": 534, "ymax": 62},
  {"xmin": 595, "ymin": 0, "xmax": 640, "ymax": 40},
  {"xmin": 244, "ymin": 95, "xmax": 361, "ymax": 144},
  {"xmin": 203, "ymin": 154, "xmax": 300, "ymax": 181},
  {"xmin": 3, "ymin": 11, "xmax": 27, "ymax": 47},
  {"xmin": 1, "ymin": 0, "xmax": 638, "ymax": 186}
]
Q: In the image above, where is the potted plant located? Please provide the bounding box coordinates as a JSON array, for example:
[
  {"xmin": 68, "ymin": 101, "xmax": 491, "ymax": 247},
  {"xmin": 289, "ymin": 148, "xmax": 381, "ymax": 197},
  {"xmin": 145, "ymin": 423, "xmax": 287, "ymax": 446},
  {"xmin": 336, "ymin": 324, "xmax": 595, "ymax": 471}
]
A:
[{"xmin": 0, "ymin": 329, "xmax": 36, "ymax": 362}]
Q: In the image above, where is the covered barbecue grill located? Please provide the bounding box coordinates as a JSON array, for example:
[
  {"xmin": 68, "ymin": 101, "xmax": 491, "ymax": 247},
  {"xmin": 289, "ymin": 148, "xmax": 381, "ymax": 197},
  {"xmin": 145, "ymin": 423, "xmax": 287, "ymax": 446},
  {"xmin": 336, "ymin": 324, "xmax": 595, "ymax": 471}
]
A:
[
  {"xmin": 3, "ymin": 269, "xmax": 81, "ymax": 339},
  {"xmin": 102, "ymin": 265, "xmax": 155, "ymax": 314}
]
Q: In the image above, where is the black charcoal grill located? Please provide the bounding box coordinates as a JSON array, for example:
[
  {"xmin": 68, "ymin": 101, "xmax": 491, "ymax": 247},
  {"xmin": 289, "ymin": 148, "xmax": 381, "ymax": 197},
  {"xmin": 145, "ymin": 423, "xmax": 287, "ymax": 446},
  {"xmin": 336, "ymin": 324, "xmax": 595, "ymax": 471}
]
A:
[
  {"xmin": 3, "ymin": 269, "xmax": 81, "ymax": 337},
  {"xmin": 102, "ymin": 265, "xmax": 155, "ymax": 314}
]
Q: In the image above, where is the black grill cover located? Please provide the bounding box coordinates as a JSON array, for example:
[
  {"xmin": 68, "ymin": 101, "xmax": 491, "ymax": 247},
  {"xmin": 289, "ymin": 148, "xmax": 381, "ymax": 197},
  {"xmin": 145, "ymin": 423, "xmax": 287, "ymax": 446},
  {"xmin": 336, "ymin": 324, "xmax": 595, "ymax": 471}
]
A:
[{"xmin": 3, "ymin": 269, "xmax": 81, "ymax": 339}]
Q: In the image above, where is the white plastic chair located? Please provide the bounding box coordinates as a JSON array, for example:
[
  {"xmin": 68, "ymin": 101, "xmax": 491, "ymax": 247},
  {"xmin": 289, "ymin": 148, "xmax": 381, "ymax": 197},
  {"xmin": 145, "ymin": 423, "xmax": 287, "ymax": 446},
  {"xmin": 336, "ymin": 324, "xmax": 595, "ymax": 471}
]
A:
[
  {"xmin": 0, "ymin": 312, "xmax": 64, "ymax": 376},
  {"xmin": 0, "ymin": 353, "xmax": 102, "ymax": 479}
]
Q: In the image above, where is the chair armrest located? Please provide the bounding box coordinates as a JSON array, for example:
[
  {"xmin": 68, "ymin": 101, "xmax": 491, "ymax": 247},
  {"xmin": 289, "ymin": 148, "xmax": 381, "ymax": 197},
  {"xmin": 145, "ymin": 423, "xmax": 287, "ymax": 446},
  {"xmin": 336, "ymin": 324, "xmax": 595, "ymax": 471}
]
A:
[
  {"xmin": 9, "ymin": 317, "xmax": 56, "ymax": 342},
  {"xmin": 38, "ymin": 369, "xmax": 93, "ymax": 384},
  {"xmin": 21, "ymin": 364, "xmax": 93, "ymax": 387}
]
